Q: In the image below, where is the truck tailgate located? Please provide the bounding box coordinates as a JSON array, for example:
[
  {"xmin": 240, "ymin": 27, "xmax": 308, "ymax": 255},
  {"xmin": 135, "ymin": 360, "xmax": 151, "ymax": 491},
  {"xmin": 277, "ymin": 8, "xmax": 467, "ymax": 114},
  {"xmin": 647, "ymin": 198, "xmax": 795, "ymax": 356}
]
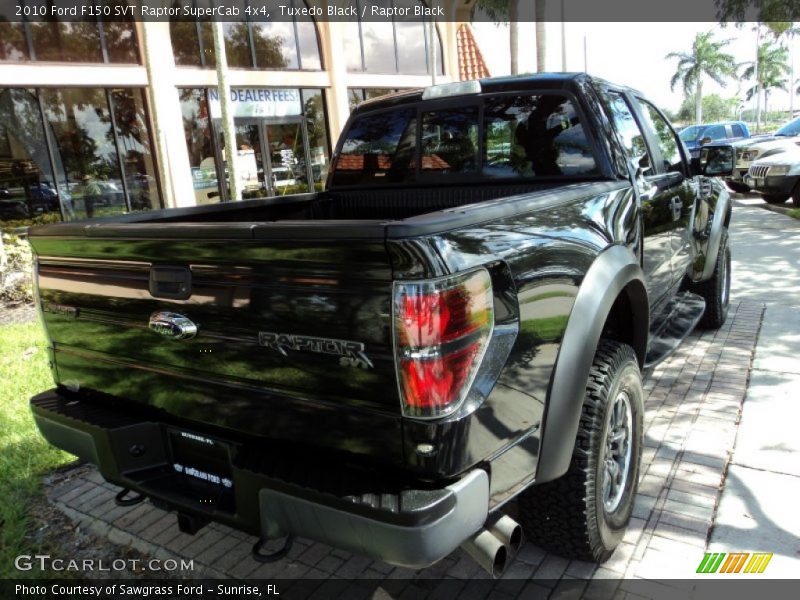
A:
[{"xmin": 29, "ymin": 229, "xmax": 403, "ymax": 462}]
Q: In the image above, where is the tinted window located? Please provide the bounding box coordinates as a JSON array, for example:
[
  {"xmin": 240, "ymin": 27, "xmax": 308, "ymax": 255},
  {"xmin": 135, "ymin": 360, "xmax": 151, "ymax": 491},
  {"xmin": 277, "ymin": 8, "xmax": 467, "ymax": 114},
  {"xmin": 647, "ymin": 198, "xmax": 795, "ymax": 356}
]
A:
[
  {"xmin": 704, "ymin": 125, "xmax": 726, "ymax": 140},
  {"xmin": 679, "ymin": 126, "xmax": 701, "ymax": 142},
  {"xmin": 731, "ymin": 124, "xmax": 745, "ymax": 137},
  {"xmin": 332, "ymin": 109, "xmax": 416, "ymax": 186},
  {"xmin": 602, "ymin": 91, "xmax": 653, "ymax": 175},
  {"xmin": 483, "ymin": 95, "xmax": 597, "ymax": 178},
  {"xmin": 421, "ymin": 107, "xmax": 479, "ymax": 174},
  {"xmin": 637, "ymin": 99, "xmax": 684, "ymax": 174},
  {"xmin": 776, "ymin": 117, "xmax": 800, "ymax": 137}
]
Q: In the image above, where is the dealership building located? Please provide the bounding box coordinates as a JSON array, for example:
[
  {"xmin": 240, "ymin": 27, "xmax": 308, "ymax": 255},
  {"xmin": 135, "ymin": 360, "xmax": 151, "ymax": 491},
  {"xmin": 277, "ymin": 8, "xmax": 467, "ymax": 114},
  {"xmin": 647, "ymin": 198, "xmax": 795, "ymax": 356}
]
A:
[{"xmin": 0, "ymin": 0, "xmax": 491, "ymax": 222}]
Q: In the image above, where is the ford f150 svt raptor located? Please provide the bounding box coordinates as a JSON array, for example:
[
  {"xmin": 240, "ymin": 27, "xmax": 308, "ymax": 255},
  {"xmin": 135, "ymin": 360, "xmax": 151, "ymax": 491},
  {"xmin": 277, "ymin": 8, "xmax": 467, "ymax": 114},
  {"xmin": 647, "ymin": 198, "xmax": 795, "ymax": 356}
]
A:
[{"xmin": 27, "ymin": 74, "xmax": 735, "ymax": 576}]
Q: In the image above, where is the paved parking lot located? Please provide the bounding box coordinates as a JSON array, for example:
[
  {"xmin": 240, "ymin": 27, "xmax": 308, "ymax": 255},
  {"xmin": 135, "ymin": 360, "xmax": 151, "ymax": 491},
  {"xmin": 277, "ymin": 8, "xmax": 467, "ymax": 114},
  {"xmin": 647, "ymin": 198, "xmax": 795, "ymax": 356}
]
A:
[{"xmin": 47, "ymin": 198, "xmax": 793, "ymax": 595}]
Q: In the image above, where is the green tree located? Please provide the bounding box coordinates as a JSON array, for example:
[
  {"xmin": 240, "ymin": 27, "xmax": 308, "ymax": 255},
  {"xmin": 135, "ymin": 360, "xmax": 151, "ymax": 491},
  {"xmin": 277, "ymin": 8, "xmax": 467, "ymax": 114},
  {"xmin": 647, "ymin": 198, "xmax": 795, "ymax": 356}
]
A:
[
  {"xmin": 717, "ymin": 0, "xmax": 797, "ymax": 23},
  {"xmin": 675, "ymin": 93, "xmax": 739, "ymax": 123},
  {"xmin": 666, "ymin": 31, "xmax": 737, "ymax": 125},
  {"xmin": 741, "ymin": 41, "xmax": 790, "ymax": 122}
]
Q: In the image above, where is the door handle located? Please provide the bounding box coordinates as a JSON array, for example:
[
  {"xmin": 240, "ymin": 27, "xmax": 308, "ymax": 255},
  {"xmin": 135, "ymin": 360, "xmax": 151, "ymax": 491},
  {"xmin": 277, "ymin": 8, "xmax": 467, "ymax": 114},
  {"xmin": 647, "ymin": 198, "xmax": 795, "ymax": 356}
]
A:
[
  {"xmin": 669, "ymin": 196, "xmax": 683, "ymax": 221},
  {"xmin": 149, "ymin": 266, "xmax": 192, "ymax": 300}
]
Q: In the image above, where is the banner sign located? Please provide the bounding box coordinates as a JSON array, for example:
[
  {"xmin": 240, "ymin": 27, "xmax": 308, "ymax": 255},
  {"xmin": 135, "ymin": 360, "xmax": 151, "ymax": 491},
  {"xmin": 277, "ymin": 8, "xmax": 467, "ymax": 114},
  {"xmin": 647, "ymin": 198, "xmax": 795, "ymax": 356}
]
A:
[{"xmin": 208, "ymin": 88, "xmax": 302, "ymax": 119}]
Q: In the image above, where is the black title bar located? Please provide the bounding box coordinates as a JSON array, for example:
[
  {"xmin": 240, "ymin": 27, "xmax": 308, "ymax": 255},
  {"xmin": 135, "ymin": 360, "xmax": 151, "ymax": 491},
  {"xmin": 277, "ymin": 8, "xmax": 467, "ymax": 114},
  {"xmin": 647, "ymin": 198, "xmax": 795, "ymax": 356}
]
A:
[{"xmin": 1, "ymin": 0, "xmax": 798, "ymax": 23}]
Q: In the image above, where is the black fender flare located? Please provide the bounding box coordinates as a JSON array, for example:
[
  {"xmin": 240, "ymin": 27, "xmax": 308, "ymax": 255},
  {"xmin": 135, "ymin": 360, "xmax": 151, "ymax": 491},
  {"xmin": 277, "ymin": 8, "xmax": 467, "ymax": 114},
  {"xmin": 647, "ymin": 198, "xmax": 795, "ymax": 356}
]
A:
[
  {"xmin": 700, "ymin": 188, "xmax": 732, "ymax": 281},
  {"xmin": 535, "ymin": 244, "xmax": 649, "ymax": 484}
]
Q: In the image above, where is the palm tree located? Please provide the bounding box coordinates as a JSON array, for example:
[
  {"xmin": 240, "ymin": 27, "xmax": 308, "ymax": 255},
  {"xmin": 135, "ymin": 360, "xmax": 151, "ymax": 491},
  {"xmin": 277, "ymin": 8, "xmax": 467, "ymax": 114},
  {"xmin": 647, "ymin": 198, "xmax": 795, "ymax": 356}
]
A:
[
  {"xmin": 765, "ymin": 23, "xmax": 799, "ymax": 118},
  {"xmin": 475, "ymin": 0, "xmax": 548, "ymax": 75},
  {"xmin": 666, "ymin": 31, "xmax": 737, "ymax": 125},
  {"xmin": 741, "ymin": 42, "xmax": 790, "ymax": 126},
  {"xmin": 535, "ymin": 0, "xmax": 546, "ymax": 72}
]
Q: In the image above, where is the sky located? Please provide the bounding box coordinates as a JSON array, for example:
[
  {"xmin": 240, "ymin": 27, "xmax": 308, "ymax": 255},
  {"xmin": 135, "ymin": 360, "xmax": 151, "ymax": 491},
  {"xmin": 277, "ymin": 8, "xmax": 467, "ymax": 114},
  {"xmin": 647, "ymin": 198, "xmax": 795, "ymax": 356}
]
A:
[{"xmin": 472, "ymin": 21, "xmax": 800, "ymax": 115}]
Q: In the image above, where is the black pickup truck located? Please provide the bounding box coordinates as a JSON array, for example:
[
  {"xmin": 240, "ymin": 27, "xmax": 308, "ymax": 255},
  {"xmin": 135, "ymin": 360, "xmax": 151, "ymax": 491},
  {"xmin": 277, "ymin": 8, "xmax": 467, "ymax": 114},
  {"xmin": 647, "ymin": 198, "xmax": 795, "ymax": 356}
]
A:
[{"xmin": 28, "ymin": 74, "xmax": 735, "ymax": 576}]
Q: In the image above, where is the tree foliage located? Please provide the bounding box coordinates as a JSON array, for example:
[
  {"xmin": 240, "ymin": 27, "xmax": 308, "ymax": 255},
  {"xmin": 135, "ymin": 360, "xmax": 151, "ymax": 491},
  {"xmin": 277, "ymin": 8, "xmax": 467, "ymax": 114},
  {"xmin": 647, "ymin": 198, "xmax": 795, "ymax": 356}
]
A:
[
  {"xmin": 716, "ymin": 0, "xmax": 799, "ymax": 23},
  {"xmin": 666, "ymin": 31, "xmax": 737, "ymax": 123},
  {"xmin": 675, "ymin": 93, "xmax": 739, "ymax": 123}
]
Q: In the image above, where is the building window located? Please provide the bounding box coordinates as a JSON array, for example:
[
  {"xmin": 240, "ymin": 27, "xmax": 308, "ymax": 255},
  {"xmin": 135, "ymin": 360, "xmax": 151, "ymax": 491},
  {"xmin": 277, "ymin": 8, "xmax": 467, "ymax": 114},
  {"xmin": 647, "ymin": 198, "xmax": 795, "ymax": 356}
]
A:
[
  {"xmin": 171, "ymin": 0, "xmax": 321, "ymax": 70},
  {"xmin": 0, "ymin": 87, "xmax": 161, "ymax": 226},
  {"xmin": 0, "ymin": 11, "xmax": 139, "ymax": 64},
  {"xmin": 179, "ymin": 88, "xmax": 221, "ymax": 205},
  {"xmin": 345, "ymin": 0, "xmax": 444, "ymax": 75},
  {"xmin": 348, "ymin": 88, "xmax": 401, "ymax": 111},
  {"xmin": 302, "ymin": 89, "xmax": 330, "ymax": 190}
]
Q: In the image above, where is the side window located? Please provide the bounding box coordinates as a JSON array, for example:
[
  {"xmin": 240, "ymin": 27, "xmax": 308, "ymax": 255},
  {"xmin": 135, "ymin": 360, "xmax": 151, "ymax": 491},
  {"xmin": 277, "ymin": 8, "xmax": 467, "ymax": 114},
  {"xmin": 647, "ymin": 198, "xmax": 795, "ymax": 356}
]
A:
[
  {"xmin": 420, "ymin": 107, "xmax": 479, "ymax": 174},
  {"xmin": 705, "ymin": 125, "xmax": 725, "ymax": 140},
  {"xmin": 603, "ymin": 91, "xmax": 654, "ymax": 176},
  {"xmin": 483, "ymin": 94, "xmax": 598, "ymax": 178},
  {"xmin": 731, "ymin": 124, "xmax": 744, "ymax": 138},
  {"xmin": 636, "ymin": 99, "xmax": 685, "ymax": 175}
]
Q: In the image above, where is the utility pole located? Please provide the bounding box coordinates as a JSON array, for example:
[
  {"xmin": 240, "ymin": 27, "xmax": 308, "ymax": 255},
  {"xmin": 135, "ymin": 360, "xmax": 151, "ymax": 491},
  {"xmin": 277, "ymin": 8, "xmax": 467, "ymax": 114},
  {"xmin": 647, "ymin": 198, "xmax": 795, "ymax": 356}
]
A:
[
  {"xmin": 212, "ymin": 21, "xmax": 240, "ymax": 201},
  {"xmin": 560, "ymin": 0, "xmax": 567, "ymax": 71},
  {"xmin": 583, "ymin": 35, "xmax": 588, "ymax": 72},
  {"xmin": 428, "ymin": 15, "xmax": 437, "ymax": 85},
  {"xmin": 754, "ymin": 23, "xmax": 761, "ymax": 132}
]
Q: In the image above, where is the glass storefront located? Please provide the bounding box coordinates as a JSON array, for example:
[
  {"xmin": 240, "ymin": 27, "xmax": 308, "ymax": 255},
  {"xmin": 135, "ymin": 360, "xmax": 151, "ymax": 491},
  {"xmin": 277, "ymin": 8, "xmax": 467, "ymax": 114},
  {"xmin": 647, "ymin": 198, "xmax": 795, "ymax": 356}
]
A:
[
  {"xmin": 180, "ymin": 87, "xmax": 330, "ymax": 204},
  {"xmin": 171, "ymin": 0, "xmax": 321, "ymax": 70},
  {"xmin": 345, "ymin": 0, "xmax": 444, "ymax": 75},
  {"xmin": 0, "ymin": 88, "xmax": 162, "ymax": 226},
  {"xmin": 0, "ymin": 9, "xmax": 139, "ymax": 64}
]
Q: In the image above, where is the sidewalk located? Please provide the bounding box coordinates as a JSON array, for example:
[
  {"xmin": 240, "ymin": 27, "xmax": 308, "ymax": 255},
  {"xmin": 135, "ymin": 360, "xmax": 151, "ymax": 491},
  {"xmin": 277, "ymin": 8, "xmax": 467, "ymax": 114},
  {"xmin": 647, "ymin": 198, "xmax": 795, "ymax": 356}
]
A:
[{"xmin": 708, "ymin": 201, "xmax": 800, "ymax": 577}]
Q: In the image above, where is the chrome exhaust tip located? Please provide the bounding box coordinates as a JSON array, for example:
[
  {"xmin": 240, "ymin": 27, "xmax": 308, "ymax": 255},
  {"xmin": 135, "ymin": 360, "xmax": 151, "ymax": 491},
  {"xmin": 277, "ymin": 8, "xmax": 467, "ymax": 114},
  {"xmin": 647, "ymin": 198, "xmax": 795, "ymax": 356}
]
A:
[
  {"xmin": 460, "ymin": 529, "xmax": 509, "ymax": 577},
  {"xmin": 488, "ymin": 514, "xmax": 524, "ymax": 555}
]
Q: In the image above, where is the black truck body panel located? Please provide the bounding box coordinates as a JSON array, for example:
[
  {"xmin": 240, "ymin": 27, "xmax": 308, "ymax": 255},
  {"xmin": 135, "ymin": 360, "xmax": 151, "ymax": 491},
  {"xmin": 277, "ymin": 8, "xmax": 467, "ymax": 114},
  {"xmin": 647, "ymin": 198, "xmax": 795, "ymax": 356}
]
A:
[{"xmin": 27, "ymin": 73, "xmax": 731, "ymax": 566}]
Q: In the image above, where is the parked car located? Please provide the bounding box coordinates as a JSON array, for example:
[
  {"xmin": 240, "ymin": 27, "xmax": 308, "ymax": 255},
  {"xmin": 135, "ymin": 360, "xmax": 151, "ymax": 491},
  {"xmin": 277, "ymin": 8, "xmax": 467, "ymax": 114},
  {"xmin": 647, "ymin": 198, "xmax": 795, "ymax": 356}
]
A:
[
  {"xmin": 726, "ymin": 116, "xmax": 800, "ymax": 192},
  {"xmin": 27, "ymin": 74, "xmax": 734, "ymax": 576},
  {"xmin": 745, "ymin": 148, "xmax": 800, "ymax": 206},
  {"xmin": 679, "ymin": 120, "xmax": 750, "ymax": 159},
  {"xmin": 0, "ymin": 199, "xmax": 29, "ymax": 220}
]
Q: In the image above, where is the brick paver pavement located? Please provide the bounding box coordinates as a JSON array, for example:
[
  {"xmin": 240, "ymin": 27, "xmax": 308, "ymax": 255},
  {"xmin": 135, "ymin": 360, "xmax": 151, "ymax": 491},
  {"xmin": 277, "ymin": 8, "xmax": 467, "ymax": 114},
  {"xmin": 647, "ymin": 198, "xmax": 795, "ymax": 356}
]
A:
[{"xmin": 46, "ymin": 300, "xmax": 765, "ymax": 597}]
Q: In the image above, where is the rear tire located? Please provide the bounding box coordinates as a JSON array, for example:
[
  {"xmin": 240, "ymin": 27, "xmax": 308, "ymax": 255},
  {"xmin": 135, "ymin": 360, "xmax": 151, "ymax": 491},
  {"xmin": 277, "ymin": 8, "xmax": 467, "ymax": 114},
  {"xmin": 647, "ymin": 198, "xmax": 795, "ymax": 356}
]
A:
[
  {"xmin": 763, "ymin": 194, "xmax": 789, "ymax": 204},
  {"xmin": 517, "ymin": 340, "xmax": 643, "ymax": 562},
  {"xmin": 792, "ymin": 185, "xmax": 800, "ymax": 208},
  {"xmin": 692, "ymin": 229, "xmax": 731, "ymax": 329}
]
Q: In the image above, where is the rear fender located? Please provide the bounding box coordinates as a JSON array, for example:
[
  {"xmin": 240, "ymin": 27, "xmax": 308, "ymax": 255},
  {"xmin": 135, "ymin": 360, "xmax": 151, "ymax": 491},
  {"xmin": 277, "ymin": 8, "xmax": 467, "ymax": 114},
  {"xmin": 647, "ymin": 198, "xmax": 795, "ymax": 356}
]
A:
[{"xmin": 535, "ymin": 245, "xmax": 648, "ymax": 484}]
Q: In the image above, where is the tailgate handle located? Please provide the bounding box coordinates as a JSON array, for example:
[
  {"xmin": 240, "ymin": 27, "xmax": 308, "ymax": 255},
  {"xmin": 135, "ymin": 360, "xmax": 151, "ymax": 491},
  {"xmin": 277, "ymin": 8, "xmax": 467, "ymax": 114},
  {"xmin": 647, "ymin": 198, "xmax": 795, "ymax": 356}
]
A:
[{"xmin": 149, "ymin": 266, "xmax": 192, "ymax": 300}]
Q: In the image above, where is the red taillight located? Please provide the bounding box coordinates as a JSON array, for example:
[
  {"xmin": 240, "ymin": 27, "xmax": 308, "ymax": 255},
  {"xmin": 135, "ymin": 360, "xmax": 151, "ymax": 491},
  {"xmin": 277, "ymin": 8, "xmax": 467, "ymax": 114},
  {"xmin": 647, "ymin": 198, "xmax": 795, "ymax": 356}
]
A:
[{"xmin": 393, "ymin": 269, "xmax": 494, "ymax": 419}]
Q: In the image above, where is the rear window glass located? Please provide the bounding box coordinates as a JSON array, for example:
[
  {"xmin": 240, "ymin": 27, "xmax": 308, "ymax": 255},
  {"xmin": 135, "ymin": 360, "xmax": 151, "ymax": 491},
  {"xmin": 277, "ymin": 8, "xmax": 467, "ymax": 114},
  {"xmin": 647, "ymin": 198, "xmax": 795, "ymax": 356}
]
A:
[
  {"xmin": 419, "ymin": 107, "xmax": 479, "ymax": 174},
  {"xmin": 331, "ymin": 108, "xmax": 416, "ymax": 186},
  {"xmin": 331, "ymin": 93, "xmax": 599, "ymax": 187},
  {"xmin": 484, "ymin": 95, "xmax": 598, "ymax": 178}
]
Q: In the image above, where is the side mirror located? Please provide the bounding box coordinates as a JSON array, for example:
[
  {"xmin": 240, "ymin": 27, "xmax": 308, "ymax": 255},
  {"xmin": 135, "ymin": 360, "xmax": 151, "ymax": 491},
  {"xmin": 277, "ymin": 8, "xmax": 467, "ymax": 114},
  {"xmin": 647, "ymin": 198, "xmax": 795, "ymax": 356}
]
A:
[
  {"xmin": 695, "ymin": 145, "xmax": 735, "ymax": 177},
  {"xmin": 699, "ymin": 136, "xmax": 712, "ymax": 146}
]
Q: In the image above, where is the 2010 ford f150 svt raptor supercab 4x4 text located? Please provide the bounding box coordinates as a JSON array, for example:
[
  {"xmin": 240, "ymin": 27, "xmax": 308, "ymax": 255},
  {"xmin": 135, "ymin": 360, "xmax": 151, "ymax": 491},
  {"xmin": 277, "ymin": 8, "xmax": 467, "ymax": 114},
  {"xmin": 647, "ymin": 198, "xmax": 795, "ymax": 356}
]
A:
[{"xmin": 27, "ymin": 74, "xmax": 736, "ymax": 576}]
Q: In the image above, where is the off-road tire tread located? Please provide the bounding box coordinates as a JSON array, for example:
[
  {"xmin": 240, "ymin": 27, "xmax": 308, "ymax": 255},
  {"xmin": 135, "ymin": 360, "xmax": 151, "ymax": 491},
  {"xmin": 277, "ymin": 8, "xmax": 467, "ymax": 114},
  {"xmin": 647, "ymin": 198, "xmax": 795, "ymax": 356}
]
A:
[{"xmin": 516, "ymin": 340, "xmax": 641, "ymax": 562}]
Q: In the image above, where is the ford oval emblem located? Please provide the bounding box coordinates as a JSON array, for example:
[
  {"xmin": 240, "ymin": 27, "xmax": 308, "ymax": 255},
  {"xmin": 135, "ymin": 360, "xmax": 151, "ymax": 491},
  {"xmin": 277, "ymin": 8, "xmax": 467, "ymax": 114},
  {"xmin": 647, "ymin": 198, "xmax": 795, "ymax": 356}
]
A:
[{"xmin": 148, "ymin": 312, "xmax": 198, "ymax": 340}]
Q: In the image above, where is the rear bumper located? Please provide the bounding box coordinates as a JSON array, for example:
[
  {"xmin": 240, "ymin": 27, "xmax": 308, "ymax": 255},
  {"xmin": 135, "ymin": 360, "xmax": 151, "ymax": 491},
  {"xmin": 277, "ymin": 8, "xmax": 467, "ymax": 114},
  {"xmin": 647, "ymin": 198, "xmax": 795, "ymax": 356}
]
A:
[{"xmin": 31, "ymin": 388, "xmax": 489, "ymax": 569}]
